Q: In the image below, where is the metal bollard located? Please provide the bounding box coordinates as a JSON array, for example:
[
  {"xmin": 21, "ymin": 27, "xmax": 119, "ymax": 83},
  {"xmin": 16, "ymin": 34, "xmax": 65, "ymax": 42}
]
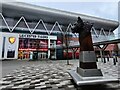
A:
[
  {"xmin": 115, "ymin": 56, "xmax": 118, "ymax": 62},
  {"xmin": 113, "ymin": 57, "xmax": 116, "ymax": 65},
  {"xmin": 96, "ymin": 57, "xmax": 98, "ymax": 62},
  {"xmin": 107, "ymin": 57, "xmax": 109, "ymax": 62},
  {"xmin": 103, "ymin": 57, "xmax": 106, "ymax": 63}
]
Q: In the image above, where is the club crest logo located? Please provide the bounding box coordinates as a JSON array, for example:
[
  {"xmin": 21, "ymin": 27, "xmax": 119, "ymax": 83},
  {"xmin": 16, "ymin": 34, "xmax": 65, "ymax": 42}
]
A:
[{"xmin": 9, "ymin": 37, "xmax": 16, "ymax": 44}]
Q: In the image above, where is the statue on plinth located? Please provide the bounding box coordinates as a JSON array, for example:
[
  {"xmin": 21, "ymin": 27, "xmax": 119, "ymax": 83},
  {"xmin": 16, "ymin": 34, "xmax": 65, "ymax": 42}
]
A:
[
  {"xmin": 71, "ymin": 17, "xmax": 102, "ymax": 77},
  {"xmin": 68, "ymin": 17, "xmax": 118, "ymax": 85}
]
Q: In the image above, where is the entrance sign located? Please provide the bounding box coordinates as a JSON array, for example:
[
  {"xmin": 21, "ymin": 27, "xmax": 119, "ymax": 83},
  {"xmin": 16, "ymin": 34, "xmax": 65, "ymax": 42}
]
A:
[
  {"xmin": 19, "ymin": 34, "xmax": 48, "ymax": 39},
  {"xmin": 68, "ymin": 17, "xmax": 118, "ymax": 85}
]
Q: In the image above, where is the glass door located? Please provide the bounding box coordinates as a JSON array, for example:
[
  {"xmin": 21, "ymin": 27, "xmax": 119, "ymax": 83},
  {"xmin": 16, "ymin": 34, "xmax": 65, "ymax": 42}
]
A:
[{"xmin": 38, "ymin": 52, "xmax": 47, "ymax": 59}]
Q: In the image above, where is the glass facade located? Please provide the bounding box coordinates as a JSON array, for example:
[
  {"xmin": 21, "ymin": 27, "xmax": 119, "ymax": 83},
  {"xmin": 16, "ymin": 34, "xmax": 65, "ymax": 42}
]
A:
[{"xmin": 18, "ymin": 38, "xmax": 48, "ymax": 60}]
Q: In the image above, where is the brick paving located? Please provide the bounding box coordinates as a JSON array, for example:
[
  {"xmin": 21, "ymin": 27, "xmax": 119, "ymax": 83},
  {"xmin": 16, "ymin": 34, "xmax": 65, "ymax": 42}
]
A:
[{"xmin": 0, "ymin": 58, "xmax": 120, "ymax": 90}]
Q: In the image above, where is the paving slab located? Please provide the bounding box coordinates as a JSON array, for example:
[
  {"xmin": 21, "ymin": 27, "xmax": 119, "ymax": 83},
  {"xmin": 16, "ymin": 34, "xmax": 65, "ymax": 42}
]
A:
[{"xmin": 1, "ymin": 58, "xmax": 120, "ymax": 89}]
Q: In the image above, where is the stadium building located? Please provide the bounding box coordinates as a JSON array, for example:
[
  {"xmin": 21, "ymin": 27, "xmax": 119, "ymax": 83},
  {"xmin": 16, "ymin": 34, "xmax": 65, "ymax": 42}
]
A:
[{"xmin": 0, "ymin": 2, "xmax": 119, "ymax": 60}]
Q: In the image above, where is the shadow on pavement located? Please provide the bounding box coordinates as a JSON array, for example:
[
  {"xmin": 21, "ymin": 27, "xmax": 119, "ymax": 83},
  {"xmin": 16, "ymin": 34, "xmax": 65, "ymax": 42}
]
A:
[
  {"xmin": 71, "ymin": 80, "xmax": 119, "ymax": 90},
  {"xmin": 76, "ymin": 84, "xmax": 117, "ymax": 90}
]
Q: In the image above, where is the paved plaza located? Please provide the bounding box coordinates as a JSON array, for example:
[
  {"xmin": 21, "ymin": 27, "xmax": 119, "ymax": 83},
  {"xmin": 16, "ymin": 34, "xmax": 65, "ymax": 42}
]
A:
[{"xmin": 0, "ymin": 58, "xmax": 120, "ymax": 90}]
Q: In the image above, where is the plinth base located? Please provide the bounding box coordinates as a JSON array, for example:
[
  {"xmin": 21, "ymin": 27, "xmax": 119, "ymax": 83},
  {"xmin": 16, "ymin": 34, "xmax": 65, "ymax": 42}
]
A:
[{"xmin": 68, "ymin": 70, "xmax": 118, "ymax": 86}]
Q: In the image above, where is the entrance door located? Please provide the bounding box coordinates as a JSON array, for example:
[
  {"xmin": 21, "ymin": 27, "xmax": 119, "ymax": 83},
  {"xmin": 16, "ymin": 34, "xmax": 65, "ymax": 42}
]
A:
[
  {"xmin": 38, "ymin": 52, "xmax": 47, "ymax": 59},
  {"xmin": 23, "ymin": 51, "xmax": 29, "ymax": 60}
]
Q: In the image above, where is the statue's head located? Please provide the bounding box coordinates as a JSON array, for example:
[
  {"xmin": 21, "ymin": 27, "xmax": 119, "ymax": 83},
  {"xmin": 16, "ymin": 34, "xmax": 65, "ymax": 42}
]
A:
[
  {"xmin": 71, "ymin": 17, "xmax": 84, "ymax": 33},
  {"xmin": 83, "ymin": 21, "xmax": 93, "ymax": 33},
  {"xmin": 71, "ymin": 17, "xmax": 93, "ymax": 34}
]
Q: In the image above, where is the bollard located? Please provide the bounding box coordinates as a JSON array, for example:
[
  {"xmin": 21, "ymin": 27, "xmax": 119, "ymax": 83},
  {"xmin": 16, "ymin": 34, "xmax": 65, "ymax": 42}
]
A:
[
  {"xmin": 113, "ymin": 57, "xmax": 116, "ymax": 65},
  {"xmin": 103, "ymin": 57, "xmax": 106, "ymax": 63},
  {"xmin": 96, "ymin": 56, "xmax": 98, "ymax": 62},
  {"xmin": 107, "ymin": 57, "xmax": 109, "ymax": 62},
  {"xmin": 115, "ymin": 56, "xmax": 118, "ymax": 62}
]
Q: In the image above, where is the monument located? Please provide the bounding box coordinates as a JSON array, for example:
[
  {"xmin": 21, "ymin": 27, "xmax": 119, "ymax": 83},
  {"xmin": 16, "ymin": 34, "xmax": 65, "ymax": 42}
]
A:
[{"xmin": 68, "ymin": 17, "xmax": 118, "ymax": 85}]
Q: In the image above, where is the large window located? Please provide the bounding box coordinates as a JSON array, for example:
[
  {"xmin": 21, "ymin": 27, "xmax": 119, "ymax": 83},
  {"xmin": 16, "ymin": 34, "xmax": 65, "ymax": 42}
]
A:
[{"xmin": 19, "ymin": 38, "xmax": 48, "ymax": 50}]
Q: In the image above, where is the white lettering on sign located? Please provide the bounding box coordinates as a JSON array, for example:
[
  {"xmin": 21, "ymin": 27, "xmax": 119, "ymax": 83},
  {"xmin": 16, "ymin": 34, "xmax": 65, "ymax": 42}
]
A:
[{"xmin": 19, "ymin": 34, "xmax": 48, "ymax": 39}]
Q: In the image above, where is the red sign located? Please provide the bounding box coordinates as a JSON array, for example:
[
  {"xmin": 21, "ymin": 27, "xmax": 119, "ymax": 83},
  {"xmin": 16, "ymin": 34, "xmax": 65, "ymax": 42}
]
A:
[{"xmin": 19, "ymin": 48, "xmax": 48, "ymax": 51}]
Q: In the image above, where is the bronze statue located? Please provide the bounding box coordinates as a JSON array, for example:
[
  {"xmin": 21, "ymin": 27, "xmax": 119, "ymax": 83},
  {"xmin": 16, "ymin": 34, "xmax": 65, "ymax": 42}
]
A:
[
  {"xmin": 69, "ymin": 17, "xmax": 117, "ymax": 85},
  {"xmin": 71, "ymin": 17, "xmax": 102, "ymax": 77},
  {"xmin": 71, "ymin": 17, "xmax": 94, "ymax": 51}
]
